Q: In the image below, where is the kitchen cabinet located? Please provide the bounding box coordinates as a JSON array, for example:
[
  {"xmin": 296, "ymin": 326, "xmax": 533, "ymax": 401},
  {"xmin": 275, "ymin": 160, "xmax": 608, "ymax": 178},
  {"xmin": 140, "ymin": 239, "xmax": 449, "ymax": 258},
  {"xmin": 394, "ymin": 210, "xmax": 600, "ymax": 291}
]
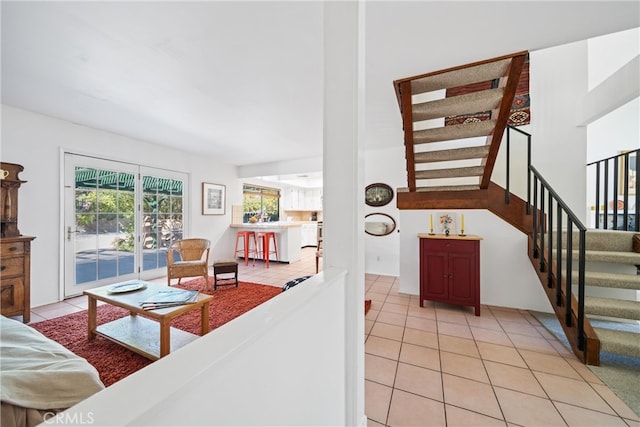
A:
[
  {"xmin": 284, "ymin": 188, "xmax": 300, "ymax": 210},
  {"xmin": 419, "ymin": 234, "xmax": 481, "ymax": 316},
  {"xmin": 283, "ymin": 187, "xmax": 322, "ymax": 211},
  {"xmin": 301, "ymin": 223, "xmax": 319, "ymax": 247},
  {"xmin": 303, "ymin": 189, "xmax": 322, "ymax": 210}
]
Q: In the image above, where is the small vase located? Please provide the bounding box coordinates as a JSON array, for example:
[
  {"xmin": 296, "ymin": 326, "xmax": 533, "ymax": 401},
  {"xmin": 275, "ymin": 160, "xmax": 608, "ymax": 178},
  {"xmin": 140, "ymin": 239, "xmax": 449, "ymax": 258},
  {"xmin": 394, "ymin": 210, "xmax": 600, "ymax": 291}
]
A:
[{"xmin": 445, "ymin": 229, "xmax": 450, "ymax": 236}]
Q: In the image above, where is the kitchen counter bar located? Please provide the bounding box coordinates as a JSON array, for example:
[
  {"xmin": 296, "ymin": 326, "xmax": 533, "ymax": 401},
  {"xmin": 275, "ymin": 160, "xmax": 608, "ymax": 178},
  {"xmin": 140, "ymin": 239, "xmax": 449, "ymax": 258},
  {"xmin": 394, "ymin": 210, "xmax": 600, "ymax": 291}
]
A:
[{"xmin": 230, "ymin": 223, "xmax": 302, "ymax": 263}]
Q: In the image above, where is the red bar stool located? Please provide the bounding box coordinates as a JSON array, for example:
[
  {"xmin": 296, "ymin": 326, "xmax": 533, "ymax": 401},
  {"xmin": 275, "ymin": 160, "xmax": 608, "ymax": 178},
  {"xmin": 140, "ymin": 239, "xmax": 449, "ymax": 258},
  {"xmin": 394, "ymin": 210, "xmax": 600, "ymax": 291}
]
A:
[
  {"xmin": 234, "ymin": 231, "xmax": 257, "ymax": 266},
  {"xmin": 255, "ymin": 231, "xmax": 279, "ymax": 268}
]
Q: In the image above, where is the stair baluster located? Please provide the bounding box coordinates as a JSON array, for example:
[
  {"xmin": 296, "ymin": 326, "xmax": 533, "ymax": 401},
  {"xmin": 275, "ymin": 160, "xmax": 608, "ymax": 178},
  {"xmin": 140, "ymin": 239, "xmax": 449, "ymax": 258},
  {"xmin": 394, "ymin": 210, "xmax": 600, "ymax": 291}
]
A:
[{"xmin": 588, "ymin": 148, "xmax": 639, "ymax": 232}]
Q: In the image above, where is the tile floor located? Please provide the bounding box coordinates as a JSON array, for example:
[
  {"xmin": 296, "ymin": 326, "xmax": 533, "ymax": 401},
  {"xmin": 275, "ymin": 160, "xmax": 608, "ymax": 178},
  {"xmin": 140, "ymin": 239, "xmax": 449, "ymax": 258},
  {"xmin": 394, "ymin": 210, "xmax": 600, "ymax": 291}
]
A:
[
  {"xmin": 25, "ymin": 247, "xmax": 639, "ymax": 426},
  {"xmin": 364, "ymin": 275, "xmax": 639, "ymax": 426}
]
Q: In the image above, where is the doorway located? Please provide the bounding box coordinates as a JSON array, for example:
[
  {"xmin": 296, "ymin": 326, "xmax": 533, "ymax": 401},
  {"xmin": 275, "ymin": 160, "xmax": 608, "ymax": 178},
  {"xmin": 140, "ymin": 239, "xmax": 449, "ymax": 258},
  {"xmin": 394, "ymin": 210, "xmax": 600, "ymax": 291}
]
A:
[{"xmin": 63, "ymin": 154, "xmax": 187, "ymax": 297}]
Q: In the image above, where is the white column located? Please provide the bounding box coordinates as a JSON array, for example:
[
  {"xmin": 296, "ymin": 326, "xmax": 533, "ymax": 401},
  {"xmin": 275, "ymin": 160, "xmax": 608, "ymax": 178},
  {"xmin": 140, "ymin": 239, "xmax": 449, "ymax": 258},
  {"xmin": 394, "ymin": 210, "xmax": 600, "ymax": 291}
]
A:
[{"xmin": 324, "ymin": 1, "xmax": 366, "ymax": 426}]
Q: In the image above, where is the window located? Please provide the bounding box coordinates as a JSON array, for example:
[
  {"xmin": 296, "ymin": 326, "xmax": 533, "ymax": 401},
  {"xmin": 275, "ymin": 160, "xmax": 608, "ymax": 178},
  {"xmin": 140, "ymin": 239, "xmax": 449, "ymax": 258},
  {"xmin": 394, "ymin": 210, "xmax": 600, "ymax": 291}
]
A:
[{"xmin": 243, "ymin": 184, "xmax": 280, "ymax": 222}]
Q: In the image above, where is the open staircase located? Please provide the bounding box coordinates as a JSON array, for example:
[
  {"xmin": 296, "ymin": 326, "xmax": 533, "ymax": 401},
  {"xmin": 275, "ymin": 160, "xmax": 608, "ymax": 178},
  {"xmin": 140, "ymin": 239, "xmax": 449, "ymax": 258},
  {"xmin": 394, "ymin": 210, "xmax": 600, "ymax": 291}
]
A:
[
  {"xmin": 567, "ymin": 230, "xmax": 640, "ymax": 359},
  {"xmin": 394, "ymin": 52, "xmax": 640, "ymax": 365},
  {"xmin": 394, "ymin": 51, "xmax": 527, "ymax": 199}
]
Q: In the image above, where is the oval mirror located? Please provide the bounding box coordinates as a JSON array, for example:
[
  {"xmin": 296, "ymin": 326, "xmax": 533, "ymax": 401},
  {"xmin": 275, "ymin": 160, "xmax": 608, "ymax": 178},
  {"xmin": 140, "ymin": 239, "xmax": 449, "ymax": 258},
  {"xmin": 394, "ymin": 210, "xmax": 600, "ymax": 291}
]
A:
[{"xmin": 365, "ymin": 213, "xmax": 397, "ymax": 236}]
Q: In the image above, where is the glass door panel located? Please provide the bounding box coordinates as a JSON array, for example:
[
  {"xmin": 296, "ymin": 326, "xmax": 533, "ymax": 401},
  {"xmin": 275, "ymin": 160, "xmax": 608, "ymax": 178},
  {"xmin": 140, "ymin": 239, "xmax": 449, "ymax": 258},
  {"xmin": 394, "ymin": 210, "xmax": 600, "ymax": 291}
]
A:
[
  {"xmin": 140, "ymin": 170, "xmax": 185, "ymax": 278},
  {"xmin": 65, "ymin": 156, "xmax": 139, "ymax": 297}
]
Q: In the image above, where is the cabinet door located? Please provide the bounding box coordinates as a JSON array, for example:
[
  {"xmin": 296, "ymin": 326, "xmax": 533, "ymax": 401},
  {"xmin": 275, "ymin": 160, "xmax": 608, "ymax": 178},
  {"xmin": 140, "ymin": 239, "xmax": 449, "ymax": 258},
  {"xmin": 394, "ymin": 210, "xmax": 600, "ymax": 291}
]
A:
[
  {"xmin": 449, "ymin": 251, "xmax": 475, "ymax": 304},
  {"xmin": 310, "ymin": 189, "xmax": 322, "ymax": 210},
  {"xmin": 289, "ymin": 189, "xmax": 299, "ymax": 210},
  {"xmin": 423, "ymin": 250, "xmax": 448, "ymax": 299}
]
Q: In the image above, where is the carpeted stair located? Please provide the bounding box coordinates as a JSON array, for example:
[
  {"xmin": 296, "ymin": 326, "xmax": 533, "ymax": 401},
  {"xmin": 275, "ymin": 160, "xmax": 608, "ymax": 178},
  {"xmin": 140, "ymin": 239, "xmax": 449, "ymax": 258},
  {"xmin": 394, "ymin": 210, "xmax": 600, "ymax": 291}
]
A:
[{"xmin": 564, "ymin": 229, "xmax": 640, "ymax": 359}]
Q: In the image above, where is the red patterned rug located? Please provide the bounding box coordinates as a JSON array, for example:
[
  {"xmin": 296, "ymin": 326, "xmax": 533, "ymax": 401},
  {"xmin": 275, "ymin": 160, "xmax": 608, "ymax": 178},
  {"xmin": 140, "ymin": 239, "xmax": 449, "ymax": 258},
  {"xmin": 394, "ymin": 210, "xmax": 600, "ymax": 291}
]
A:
[{"xmin": 30, "ymin": 279, "xmax": 281, "ymax": 387}]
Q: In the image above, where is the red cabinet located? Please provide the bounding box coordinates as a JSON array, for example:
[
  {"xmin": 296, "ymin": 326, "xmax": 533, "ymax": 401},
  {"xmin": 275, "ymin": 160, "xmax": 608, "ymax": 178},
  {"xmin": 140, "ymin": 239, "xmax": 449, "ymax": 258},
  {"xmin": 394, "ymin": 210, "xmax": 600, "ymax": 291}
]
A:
[{"xmin": 419, "ymin": 235, "xmax": 481, "ymax": 316}]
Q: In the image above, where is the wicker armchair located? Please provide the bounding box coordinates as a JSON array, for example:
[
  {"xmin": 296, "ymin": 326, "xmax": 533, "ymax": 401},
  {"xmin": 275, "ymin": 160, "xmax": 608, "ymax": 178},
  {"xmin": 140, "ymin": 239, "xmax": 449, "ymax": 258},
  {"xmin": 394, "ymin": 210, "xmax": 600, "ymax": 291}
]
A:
[{"xmin": 166, "ymin": 238, "xmax": 211, "ymax": 287}]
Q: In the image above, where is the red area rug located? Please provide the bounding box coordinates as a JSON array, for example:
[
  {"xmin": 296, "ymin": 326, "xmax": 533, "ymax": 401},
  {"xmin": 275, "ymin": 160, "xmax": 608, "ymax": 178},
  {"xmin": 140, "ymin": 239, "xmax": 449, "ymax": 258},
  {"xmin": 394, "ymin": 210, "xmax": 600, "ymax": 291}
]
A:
[{"xmin": 30, "ymin": 279, "xmax": 281, "ymax": 387}]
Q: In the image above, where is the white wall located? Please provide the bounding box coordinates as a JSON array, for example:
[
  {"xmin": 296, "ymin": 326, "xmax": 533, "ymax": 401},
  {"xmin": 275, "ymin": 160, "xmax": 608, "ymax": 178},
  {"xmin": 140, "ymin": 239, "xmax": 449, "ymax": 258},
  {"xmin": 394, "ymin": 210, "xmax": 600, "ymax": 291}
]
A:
[
  {"xmin": 1, "ymin": 105, "xmax": 239, "ymax": 307},
  {"xmin": 529, "ymin": 41, "xmax": 588, "ymax": 222},
  {"xmin": 588, "ymin": 28, "xmax": 639, "ymax": 91},
  {"xmin": 363, "ymin": 146, "xmax": 405, "ymax": 276}
]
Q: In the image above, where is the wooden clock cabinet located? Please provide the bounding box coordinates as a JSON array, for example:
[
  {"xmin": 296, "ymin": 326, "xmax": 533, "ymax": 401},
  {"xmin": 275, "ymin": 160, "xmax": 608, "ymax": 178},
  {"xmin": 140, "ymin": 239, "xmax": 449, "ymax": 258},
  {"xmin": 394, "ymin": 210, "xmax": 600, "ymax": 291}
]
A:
[
  {"xmin": 419, "ymin": 234, "xmax": 481, "ymax": 316},
  {"xmin": 1, "ymin": 162, "xmax": 35, "ymax": 323}
]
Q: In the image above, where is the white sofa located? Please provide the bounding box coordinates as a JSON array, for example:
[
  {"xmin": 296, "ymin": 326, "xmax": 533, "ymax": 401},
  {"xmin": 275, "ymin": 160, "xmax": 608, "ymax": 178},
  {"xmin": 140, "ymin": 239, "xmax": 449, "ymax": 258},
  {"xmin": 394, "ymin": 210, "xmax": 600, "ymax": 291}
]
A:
[{"xmin": 0, "ymin": 316, "xmax": 105, "ymax": 427}]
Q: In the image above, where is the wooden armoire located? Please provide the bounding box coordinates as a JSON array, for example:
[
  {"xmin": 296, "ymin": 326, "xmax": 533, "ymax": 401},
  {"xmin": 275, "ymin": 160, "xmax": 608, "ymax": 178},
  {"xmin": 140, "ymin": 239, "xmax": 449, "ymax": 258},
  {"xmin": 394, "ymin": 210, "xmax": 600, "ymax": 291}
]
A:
[{"xmin": 1, "ymin": 162, "xmax": 35, "ymax": 323}]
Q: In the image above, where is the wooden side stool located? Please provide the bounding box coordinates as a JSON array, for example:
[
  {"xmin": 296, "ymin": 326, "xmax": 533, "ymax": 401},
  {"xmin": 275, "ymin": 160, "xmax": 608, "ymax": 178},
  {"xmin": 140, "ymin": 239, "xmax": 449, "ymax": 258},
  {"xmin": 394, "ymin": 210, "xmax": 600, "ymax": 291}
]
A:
[{"xmin": 212, "ymin": 259, "xmax": 239, "ymax": 290}]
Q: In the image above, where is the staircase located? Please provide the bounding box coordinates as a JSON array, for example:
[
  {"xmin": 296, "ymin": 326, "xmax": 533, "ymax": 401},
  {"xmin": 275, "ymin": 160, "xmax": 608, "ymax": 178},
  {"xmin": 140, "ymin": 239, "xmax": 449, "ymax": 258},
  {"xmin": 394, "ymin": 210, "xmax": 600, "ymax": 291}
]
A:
[
  {"xmin": 567, "ymin": 230, "xmax": 640, "ymax": 359},
  {"xmin": 393, "ymin": 52, "xmax": 640, "ymax": 366},
  {"xmin": 394, "ymin": 51, "xmax": 527, "ymax": 202}
]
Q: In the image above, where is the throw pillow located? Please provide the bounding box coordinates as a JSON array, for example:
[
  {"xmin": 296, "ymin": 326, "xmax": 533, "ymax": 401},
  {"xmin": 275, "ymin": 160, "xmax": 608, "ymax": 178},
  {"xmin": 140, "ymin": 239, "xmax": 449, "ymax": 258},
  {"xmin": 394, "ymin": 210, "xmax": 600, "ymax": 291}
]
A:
[
  {"xmin": 282, "ymin": 275, "xmax": 312, "ymax": 292},
  {"xmin": 633, "ymin": 235, "xmax": 640, "ymax": 253}
]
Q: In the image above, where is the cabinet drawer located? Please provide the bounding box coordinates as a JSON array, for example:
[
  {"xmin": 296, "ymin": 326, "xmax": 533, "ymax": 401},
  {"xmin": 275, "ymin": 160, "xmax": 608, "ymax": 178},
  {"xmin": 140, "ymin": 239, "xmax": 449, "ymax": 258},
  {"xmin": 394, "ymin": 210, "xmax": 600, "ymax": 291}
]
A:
[
  {"xmin": 424, "ymin": 239, "xmax": 474, "ymax": 252},
  {"xmin": 0, "ymin": 241, "xmax": 25, "ymax": 257},
  {"xmin": 0, "ymin": 256, "xmax": 24, "ymax": 276},
  {"xmin": 1, "ymin": 277, "xmax": 24, "ymax": 313}
]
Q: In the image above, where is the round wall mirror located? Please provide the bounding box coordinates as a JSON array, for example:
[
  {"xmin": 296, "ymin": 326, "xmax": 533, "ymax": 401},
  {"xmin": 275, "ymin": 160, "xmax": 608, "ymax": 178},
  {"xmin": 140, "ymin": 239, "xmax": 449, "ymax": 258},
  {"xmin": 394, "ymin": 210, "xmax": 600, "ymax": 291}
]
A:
[
  {"xmin": 365, "ymin": 213, "xmax": 397, "ymax": 236},
  {"xmin": 365, "ymin": 183, "xmax": 394, "ymax": 207}
]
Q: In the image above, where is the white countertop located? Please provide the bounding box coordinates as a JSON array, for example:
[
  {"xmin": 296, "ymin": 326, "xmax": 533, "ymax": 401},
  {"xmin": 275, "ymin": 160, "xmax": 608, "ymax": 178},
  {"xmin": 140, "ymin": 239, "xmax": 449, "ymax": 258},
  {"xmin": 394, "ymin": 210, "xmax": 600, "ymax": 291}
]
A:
[{"xmin": 230, "ymin": 222, "xmax": 302, "ymax": 229}]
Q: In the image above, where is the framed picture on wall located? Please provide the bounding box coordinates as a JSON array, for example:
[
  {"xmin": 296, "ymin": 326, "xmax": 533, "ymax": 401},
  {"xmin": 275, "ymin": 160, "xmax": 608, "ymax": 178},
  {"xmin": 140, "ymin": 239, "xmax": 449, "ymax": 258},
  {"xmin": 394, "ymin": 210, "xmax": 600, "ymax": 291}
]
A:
[
  {"xmin": 202, "ymin": 182, "xmax": 226, "ymax": 215},
  {"xmin": 618, "ymin": 151, "xmax": 637, "ymax": 196},
  {"xmin": 365, "ymin": 183, "xmax": 394, "ymax": 207}
]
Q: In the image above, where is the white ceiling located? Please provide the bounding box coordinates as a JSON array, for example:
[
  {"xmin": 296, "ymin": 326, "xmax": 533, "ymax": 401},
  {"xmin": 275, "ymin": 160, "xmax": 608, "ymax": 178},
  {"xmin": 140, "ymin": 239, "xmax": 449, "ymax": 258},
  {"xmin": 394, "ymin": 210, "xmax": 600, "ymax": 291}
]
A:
[{"xmin": 2, "ymin": 1, "xmax": 638, "ymax": 173}]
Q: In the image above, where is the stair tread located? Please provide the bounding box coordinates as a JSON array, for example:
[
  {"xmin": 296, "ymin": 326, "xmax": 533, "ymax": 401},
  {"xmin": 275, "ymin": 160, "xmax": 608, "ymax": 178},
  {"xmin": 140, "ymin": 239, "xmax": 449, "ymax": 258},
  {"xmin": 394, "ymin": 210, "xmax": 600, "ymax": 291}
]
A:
[
  {"xmin": 585, "ymin": 296, "xmax": 640, "ymax": 321},
  {"xmin": 410, "ymin": 58, "xmax": 511, "ymax": 94},
  {"xmin": 577, "ymin": 270, "xmax": 640, "ymax": 291},
  {"xmin": 413, "ymin": 120, "xmax": 496, "ymax": 144},
  {"xmin": 414, "ymin": 146, "xmax": 490, "ymax": 163},
  {"xmin": 415, "ymin": 166, "xmax": 484, "ymax": 180},
  {"xmin": 594, "ymin": 327, "xmax": 640, "ymax": 358},
  {"xmin": 412, "ymin": 88, "xmax": 504, "ymax": 121},
  {"xmin": 563, "ymin": 248, "xmax": 640, "ymax": 265},
  {"xmin": 563, "ymin": 229, "xmax": 637, "ymax": 252}
]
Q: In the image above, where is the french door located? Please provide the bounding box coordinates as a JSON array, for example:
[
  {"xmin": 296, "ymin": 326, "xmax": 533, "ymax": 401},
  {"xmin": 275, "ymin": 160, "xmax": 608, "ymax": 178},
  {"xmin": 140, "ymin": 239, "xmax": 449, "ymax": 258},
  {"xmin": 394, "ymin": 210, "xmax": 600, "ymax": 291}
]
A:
[{"xmin": 64, "ymin": 154, "xmax": 187, "ymax": 297}]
